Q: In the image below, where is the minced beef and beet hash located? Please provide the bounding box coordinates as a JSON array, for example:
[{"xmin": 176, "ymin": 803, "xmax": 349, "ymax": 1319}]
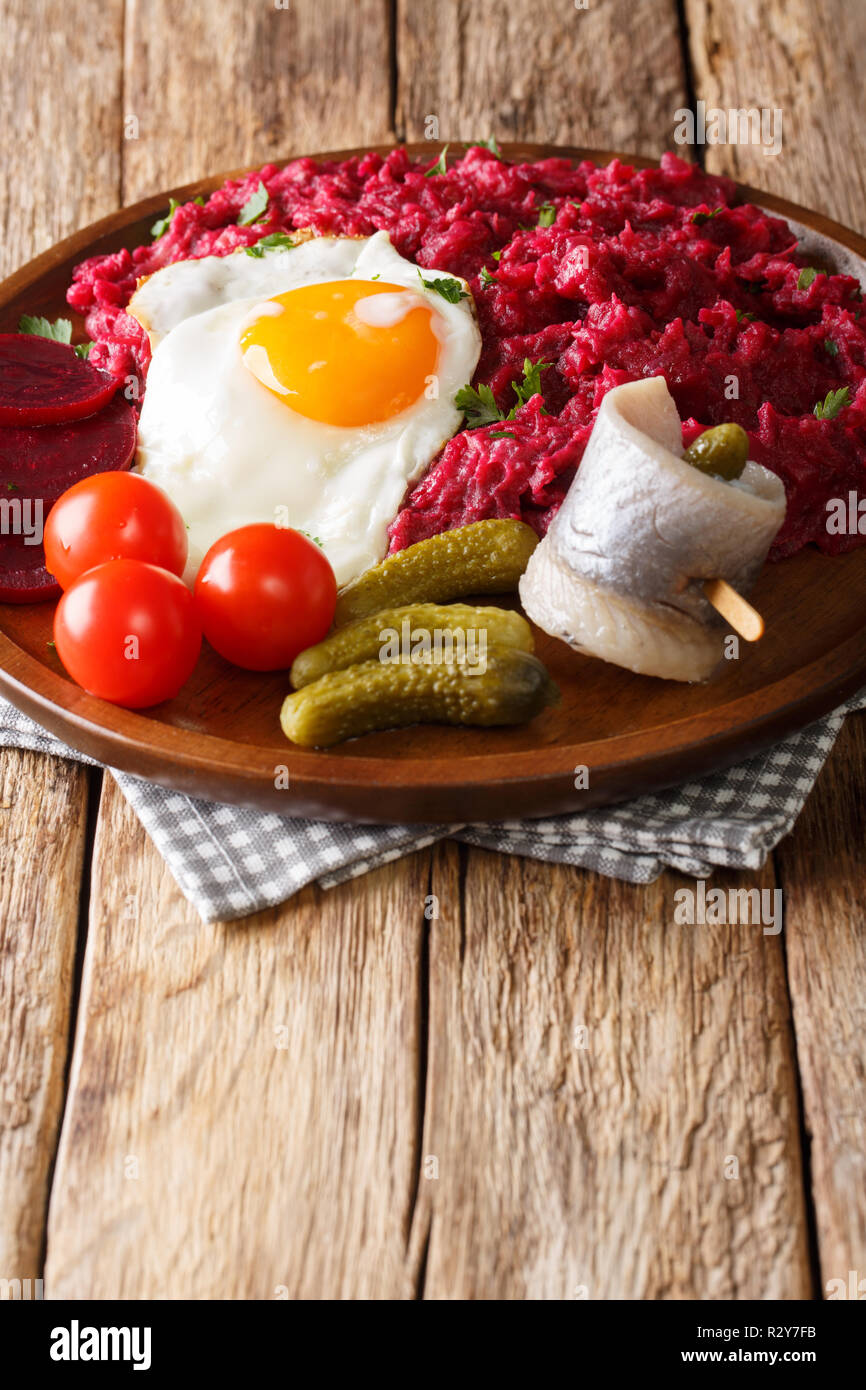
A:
[{"xmin": 68, "ymin": 147, "xmax": 866, "ymax": 563}]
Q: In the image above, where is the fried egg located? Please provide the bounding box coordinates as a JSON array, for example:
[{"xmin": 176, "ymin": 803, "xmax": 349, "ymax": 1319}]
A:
[{"xmin": 129, "ymin": 232, "xmax": 481, "ymax": 586}]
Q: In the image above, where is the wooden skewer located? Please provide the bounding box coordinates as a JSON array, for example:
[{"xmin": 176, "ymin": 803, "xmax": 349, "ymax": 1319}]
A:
[{"xmin": 702, "ymin": 578, "xmax": 765, "ymax": 642}]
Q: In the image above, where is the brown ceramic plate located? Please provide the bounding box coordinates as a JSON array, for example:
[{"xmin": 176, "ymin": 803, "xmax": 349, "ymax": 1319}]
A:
[{"xmin": 1, "ymin": 143, "xmax": 864, "ymax": 823}]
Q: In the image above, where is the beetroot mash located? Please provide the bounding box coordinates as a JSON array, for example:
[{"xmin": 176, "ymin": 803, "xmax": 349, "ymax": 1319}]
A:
[{"xmin": 68, "ymin": 149, "xmax": 866, "ymax": 560}]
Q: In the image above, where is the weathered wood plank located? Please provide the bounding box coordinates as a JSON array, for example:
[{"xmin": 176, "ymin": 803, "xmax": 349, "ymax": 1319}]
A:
[
  {"xmin": 687, "ymin": 0, "xmax": 866, "ymax": 1297},
  {"xmin": 45, "ymin": 778, "xmax": 425, "ymax": 1298},
  {"xmin": 0, "ymin": 0, "xmax": 121, "ymax": 1291},
  {"xmin": 0, "ymin": 753, "xmax": 89, "ymax": 1290},
  {"xmin": 396, "ymin": 0, "xmax": 687, "ymax": 154},
  {"xmin": 45, "ymin": 0, "xmax": 425, "ymax": 1300},
  {"xmin": 685, "ymin": 0, "xmax": 866, "ymax": 226},
  {"xmin": 395, "ymin": 0, "xmax": 813, "ymax": 1301},
  {"xmin": 121, "ymin": 0, "xmax": 394, "ymax": 198},
  {"xmin": 410, "ymin": 845, "xmax": 811, "ymax": 1299},
  {"xmin": 775, "ymin": 715, "xmax": 866, "ymax": 1295}
]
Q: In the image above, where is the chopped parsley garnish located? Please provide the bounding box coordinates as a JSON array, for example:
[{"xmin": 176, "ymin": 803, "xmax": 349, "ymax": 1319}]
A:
[
  {"xmin": 480, "ymin": 266, "xmax": 497, "ymax": 286},
  {"xmin": 797, "ymin": 266, "xmax": 825, "ymax": 292},
  {"xmin": 466, "ymin": 136, "xmax": 501, "ymax": 157},
  {"xmin": 46, "ymin": 640, "xmax": 56, "ymax": 650},
  {"xmin": 735, "ymin": 309, "xmax": 756, "ymax": 323},
  {"xmin": 245, "ymin": 231, "xmax": 296, "ymax": 258},
  {"xmin": 424, "ymin": 145, "xmax": 450, "ymax": 177},
  {"xmin": 418, "ymin": 271, "xmax": 468, "ymax": 303},
  {"xmin": 151, "ymin": 198, "xmax": 180, "ymax": 239},
  {"xmin": 455, "ymin": 358, "xmax": 552, "ymax": 427},
  {"xmin": 370, "ymin": 272, "xmax": 380, "ymax": 279},
  {"xmin": 692, "ymin": 206, "xmax": 723, "ymax": 225},
  {"xmin": 237, "ymin": 181, "xmax": 269, "ymax": 226},
  {"xmin": 6, "ymin": 482, "xmax": 18, "ymax": 492},
  {"xmin": 454, "ymin": 382, "xmax": 502, "ymax": 427},
  {"xmin": 18, "ymin": 314, "xmax": 73, "ymax": 343},
  {"xmin": 511, "ymin": 357, "xmax": 552, "ymax": 410},
  {"xmin": 824, "ymin": 338, "xmax": 839, "ymax": 356},
  {"xmin": 491, "ymin": 248, "xmax": 503, "ymax": 261},
  {"xmin": 813, "ymin": 386, "xmax": 851, "ymax": 420},
  {"xmin": 489, "ymin": 430, "xmax": 516, "ymax": 440},
  {"xmin": 151, "ymin": 194, "xmax": 203, "ymax": 239},
  {"xmin": 19, "ymin": 314, "xmax": 93, "ymax": 358},
  {"xmin": 537, "ymin": 202, "xmax": 556, "ymax": 228}
]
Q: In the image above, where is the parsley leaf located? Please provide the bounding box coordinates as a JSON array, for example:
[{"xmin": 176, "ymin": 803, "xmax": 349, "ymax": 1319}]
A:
[
  {"xmin": 466, "ymin": 136, "xmax": 501, "ymax": 157},
  {"xmin": 151, "ymin": 198, "xmax": 180, "ymax": 239},
  {"xmin": 245, "ymin": 231, "xmax": 296, "ymax": 258},
  {"xmin": 491, "ymin": 248, "xmax": 503, "ymax": 262},
  {"xmin": 151, "ymin": 195, "xmax": 203, "ymax": 239},
  {"xmin": 424, "ymin": 145, "xmax": 450, "ymax": 177},
  {"xmin": 692, "ymin": 206, "xmax": 723, "ymax": 225},
  {"xmin": 18, "ymin": 314, "xmax": 72, "ymax": 343},
  {"xmin": 537, "ymin": 202, "xmax": 556, "ymax": 228},
  {"xmin": 418, "ymin": 271, "xmax": 468, "ymax": 303},
  {"xmin": 480, "ymin": 266, "xmax": 497, "ymax": 286},
  {"xmin": 797, "ymin": 266, "xmax": 825, "ymax": 292},
  {"xmin": 813, "ymin": 386, "xmax": 851, "ymax": 420},
  {"xmin": 73, "ymin": 341, "xmax": 93, "ymax": 359},
  {"xmin": 46, "ymin": 639, "xmax": 56, "ymax": 650},
  {"xmin": 454, "ymin": 382, "xmax": 504, "ymax": 427},
  {"xmin": 237, "ymin": 181, "xmax": 269, "ymax": 226},
  {"xmin": 824, "ymin": 338, "xmax": 839, "ymax": 356},
  {"xmin": 6, "ymin": 482, "xmax": 18, "ymax": 492},
  {"xmin": 510, "ymin": 357, "xmax": 551, "ymax": 412},
  {"xmin": 735, "ymin": 309, "xmax": 756, "ymax": 323},
  {"xmin": 489, "ymin": 430, "xmax": 516, "ymax": 440}
]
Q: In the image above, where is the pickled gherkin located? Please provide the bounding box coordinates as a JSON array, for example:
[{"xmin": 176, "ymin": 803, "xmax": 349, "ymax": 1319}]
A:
[
  {"xmin": 682, "ymin": 423, "xmax": 749, "ymax": 481},
  {"xmin": 291, "ymin": 602, "xmax": 533, "ymax": 688},
  {"xmin": 334, "ymin": 519, "xmax": 539, "ymax": 626},
  {"xmin": 280, "ymin": 646, "xmax": 559, "ymax": 747}
]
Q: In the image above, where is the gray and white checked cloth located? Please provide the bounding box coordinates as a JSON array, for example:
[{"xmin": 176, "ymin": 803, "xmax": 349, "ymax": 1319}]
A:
[{"xmin": 1, "ymin": 690, "xmax": 863, "ymax": 922}]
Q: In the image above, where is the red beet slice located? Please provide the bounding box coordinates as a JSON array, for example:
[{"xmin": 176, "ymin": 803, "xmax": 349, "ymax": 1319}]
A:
[
  {"xmin": 0, "ymin": 332, "xmax": 119, "ymax": 425},
  {"xmin": 0, "ymin": 393, "xmax": 137, "ymax": 603},
  {"xmin": 0, "ymin": 393, "xmax": 137, "ymax": 504},
  {"xmin": 0, "ymin": 543, "xmax": 60, "ymax": 604}
]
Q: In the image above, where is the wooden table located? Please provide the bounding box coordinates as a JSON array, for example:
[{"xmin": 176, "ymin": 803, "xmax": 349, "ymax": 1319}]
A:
[{"xmin": 1, "ymin": 0, "xmax": 864, "ymax": 1301}]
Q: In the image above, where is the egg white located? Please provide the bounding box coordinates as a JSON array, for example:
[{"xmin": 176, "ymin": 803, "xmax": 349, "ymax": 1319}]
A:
[{"xmin": 131, "ymin": 232, "xmax": 481, "ymax": 586}]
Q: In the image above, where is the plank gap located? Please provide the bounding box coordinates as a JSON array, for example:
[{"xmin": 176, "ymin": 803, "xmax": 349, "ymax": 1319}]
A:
[
  {"xmin": 406, "ymin": 848, "xmax": 434, "ymax": 1291},
  {"xmin": 774, "ymin": 849, "xmax": 826, "ymax": 1301},
  {"xmin": 39, "ymin": 764, "xmax": 103, "ymax": 1281},
  {"xmin": 675, "ymin": 0, "xmax": 704, "ymax": 167},
  {"xmin": 387, "ymin": 0, "xmax": 402, "ymax": 142}
]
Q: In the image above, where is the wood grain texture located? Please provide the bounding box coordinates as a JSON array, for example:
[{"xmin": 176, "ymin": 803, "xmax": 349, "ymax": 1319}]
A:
[
  {"xmin": 685, "ymin": 0, "xmax": 866, "ymax": 1300},
  {"xmin": 396, "ymin": 0, "xmax": 686, "ymax": 153},
  {"xmin": 121, "ymin": 0, "xmax": 394, "ymax": 199},
  {"xmin": 408, "ymin": 845, "xmax": 811, "ymax": 1299},
  {"xmin": 0, "ymin": 752, "xmax": 88, "ymax": 1286},
  {"xmin": 685, "ymin": 0, "xmax": 866, "ymax": 226},
  {"xmin": 0, "ymin": 0, "xmax": 123, "ymax": 263},
  {"xmin": 775, "ymin": 714, "xmax": 866, "ymax": 1296},
  {"xmin": 0, "ymin": 0, "xmax": 119, "ymax": 1293},
  {"xmin": 46, "ymin": 777, "xmax": 425, "ymax": 1299}
]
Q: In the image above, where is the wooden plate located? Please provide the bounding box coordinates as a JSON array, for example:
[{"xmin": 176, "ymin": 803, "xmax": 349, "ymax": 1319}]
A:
[{"xmin": 1, "ymin": 143, "xmax": 865, "ymax": 824}]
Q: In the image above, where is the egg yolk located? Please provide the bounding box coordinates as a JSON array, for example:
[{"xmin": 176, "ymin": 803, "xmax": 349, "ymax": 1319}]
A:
[{"xmin": 240, "ymin": 279, "xmax": 441, "ymax": 427}]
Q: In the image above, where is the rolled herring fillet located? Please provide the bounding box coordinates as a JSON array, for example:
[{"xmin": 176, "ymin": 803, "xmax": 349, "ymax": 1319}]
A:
[{"xmin": 519, "ymin": 376, "xmax": 786, "ymax": 681}]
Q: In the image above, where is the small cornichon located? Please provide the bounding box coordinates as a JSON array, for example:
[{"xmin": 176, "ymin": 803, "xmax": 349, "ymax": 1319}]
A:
[{"xmin": 333, "ymin": 518, "xmax": 539, "ymax": 625}]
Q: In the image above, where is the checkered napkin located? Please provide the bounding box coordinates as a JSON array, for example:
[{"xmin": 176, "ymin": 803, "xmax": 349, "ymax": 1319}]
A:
[{"xmin": 1, "ymin": 691, "xmax": 863, "ymax": 922}]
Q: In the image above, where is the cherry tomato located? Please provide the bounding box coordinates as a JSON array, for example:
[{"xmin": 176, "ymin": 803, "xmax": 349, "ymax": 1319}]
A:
[
  {"xmin": 44, "ymin": 471, "xmax": 188, "ymax": 590},
  {"xmin": 194, "ymin": 525, "xmax": 337, "ymax": 671},
  {"xmin": 54, "ymin": 559, "xmax": 201, "ymax": 708}
]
